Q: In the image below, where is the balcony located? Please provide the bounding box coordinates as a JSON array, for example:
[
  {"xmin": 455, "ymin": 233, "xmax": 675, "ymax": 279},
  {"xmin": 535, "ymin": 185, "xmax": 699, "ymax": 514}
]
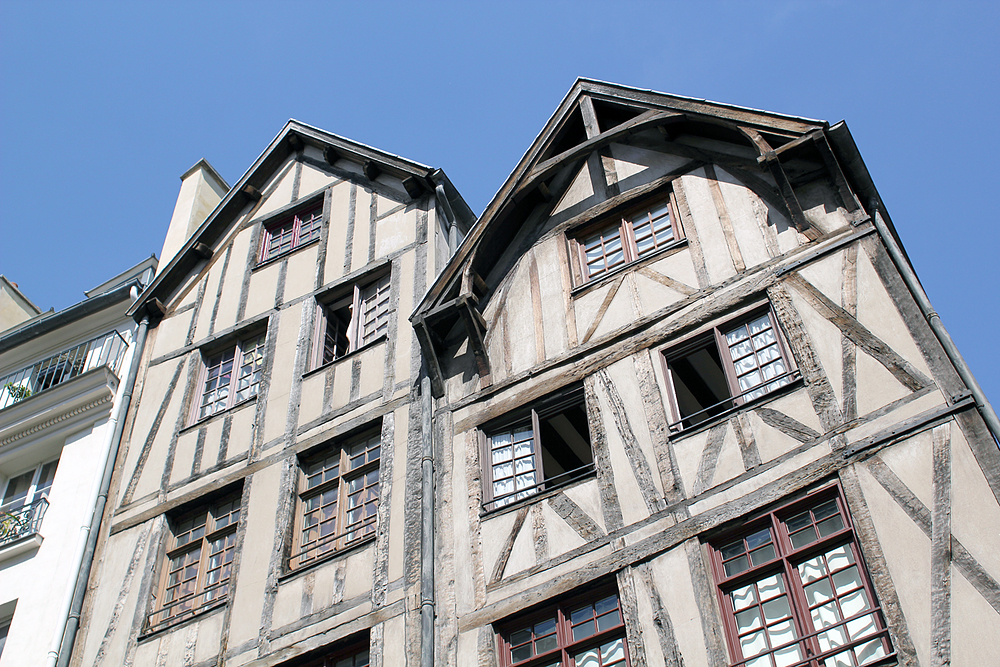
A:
[
  {"xmin": 0, "ymin": 330, "xmax": 129, "ymax": 410},
  {"xmin": 0, "ymin": 498, "xmax": 48, "ymax": 553}
]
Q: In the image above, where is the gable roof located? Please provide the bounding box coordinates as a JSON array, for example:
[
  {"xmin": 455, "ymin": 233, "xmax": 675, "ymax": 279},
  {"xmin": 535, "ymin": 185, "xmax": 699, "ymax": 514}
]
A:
[
  {"xmin": 410, "ymin": 78, "xmax": 904, "ymax": 396},
  {"xmin": 131, "ymin": 120, "xmax": 474, "ymax": 320}
]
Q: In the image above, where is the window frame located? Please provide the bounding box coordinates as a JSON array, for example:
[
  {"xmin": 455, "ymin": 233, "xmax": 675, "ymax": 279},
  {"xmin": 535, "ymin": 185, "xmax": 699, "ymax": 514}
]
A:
[
  {"xmin": 258, "ymin": 202, "xmax": 324, "ymax": 263},
  {"xmin": 293, "ymin": 633, "xmax": 371, "ymax": 667},
  {"xmin": 710, "ymin": 484, "xmax": 893, "ymax": 667},
  {"xmin": 661, "ymin": 304, "xmax": 798, "ymax": 432},
  {"xmin": 312, "ymin": 272, "xmax": 391, "ymax": 368},
  {"xmin": 480, "ymin": 384, "xmax": 594, "ymax": 512},
  {"xmin": 572, "ymin": 194, "xmax": 681, "ymax": 284},
  {"xmin": 1, "ymin": 458, "xmax": 58, "ymax": 511},
  {"xmin": 495, "ymin": 582, "xmax": 631, "ymax": 667},
  {"xmin": 288, "ymin": 427, "xmax": 382, "ymax": 571},
  {"xmin": 147, "ymin": 490, "xmax": 241, "ymax": 633},
  {"xmin": 193, "ymin": 331, "xmax": 267, "ymax": 422}
]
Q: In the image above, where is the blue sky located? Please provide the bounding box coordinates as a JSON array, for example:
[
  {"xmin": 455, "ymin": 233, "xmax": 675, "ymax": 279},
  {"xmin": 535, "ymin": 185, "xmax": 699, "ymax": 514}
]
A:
[{"xmin": 1, "ymin": 1, "xmax": 997, "ymax": 406}]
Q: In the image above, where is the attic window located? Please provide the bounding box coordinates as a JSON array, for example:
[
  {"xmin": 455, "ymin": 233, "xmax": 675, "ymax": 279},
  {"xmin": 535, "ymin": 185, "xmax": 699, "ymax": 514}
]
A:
[
  {"xmin": 573, "ymin": 196, "xmax": 679, "ymax": 282},
  {"xmin": 259, "ymin": 204, "xmax": 323, "ymax": 263}
]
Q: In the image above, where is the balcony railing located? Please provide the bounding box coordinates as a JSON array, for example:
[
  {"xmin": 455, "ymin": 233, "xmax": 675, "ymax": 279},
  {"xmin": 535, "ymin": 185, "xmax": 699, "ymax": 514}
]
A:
[
  {"xmin": 0, "ymin": 497, "xmax": 49, "ymax": 548},
  {"xmin": 0, "ymin": 330, "xmax": 130, "ymax": 410}
]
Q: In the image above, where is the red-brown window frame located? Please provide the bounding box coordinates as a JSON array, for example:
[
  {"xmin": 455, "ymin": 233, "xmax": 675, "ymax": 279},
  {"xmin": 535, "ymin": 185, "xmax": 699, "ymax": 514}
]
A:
[
  {"xmin": 661, "ymin": 305, "xmax": 798, "ymax": 432},
  {"xmin": 312, "ymin": 272, "xmax": 391, "ymax": 368},
  {"xmin": 572, "ymin": 194, "xmax": 681, "ymax": 284},
  {"xmin": 495, "ymin": 582, "xmax": 631, "ymax": 667},
  {"xmin": 258, "ymin": 203, "xmax": 324, "ymax": 263},
  {"xmin": 192, "ymin": 331, "xmax": 266, "ymax": 423},
  {"xmin": 147, "ymin": 490, "xmax": 241, "ymax": 633},
  {"xmin": 709, "ymin": 484, "xmax": 893, "ymax": 667},
  {"xmin": 288, "ymin": 427, "xmax": 382, "ymax": 570}
]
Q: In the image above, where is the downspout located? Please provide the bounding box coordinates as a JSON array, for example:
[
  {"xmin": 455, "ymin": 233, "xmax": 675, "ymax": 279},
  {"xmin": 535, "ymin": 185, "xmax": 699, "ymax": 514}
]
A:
[
  {"xmin": 869, "ymin": 199, "xmax": 1000, "ymax": 445},
  {"xmin": 420, "ymin": 370, "xmax": 436, "ymax": 667},
  {"xmin": 52, "ymin": 311, "xmax": 151, "ymax": 667},
  {"xmin": 435, "ymin": 183, "xmax": 459, "ymax": 254}
]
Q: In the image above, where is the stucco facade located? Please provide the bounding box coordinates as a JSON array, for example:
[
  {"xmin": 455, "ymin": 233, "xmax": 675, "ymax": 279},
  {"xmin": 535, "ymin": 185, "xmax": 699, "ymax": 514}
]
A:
[
  {"xmin": 0, "ymin": 257, "xmax": 155, "ymax": 666},
  {"xmin": 71, "ymin": 81, "xmax": 999, "ymax": 667}
]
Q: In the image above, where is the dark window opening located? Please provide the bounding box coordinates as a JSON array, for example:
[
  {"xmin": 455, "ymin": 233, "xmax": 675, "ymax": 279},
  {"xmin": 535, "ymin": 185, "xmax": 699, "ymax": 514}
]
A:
[{"xmin": 484, "ymin": 385, "xmax": 594, "ymax": 511}]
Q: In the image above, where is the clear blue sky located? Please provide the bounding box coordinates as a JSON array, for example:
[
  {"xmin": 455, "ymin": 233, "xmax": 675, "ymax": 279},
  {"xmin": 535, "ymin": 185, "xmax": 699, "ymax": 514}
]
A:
[{"xmin": 1, "ymin": 1, "xmax": 997, "ymax": 407}]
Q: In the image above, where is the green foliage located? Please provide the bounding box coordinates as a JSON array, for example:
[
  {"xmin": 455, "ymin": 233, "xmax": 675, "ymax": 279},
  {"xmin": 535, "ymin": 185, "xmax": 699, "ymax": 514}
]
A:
[{"xmin": 4, "ymin": 382, "xmax": 32, "ymax": 402}]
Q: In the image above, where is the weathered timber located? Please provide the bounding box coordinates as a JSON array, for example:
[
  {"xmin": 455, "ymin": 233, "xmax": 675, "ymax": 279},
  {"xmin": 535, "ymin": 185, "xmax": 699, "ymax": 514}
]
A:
[
  {"xmin": 616, "ymin": 567, "xmax": 649, "ymax": 667},
  {"xmin": 842, "ymin": 244, "xmax": 859, "ymax": 422},
  {"xmin": 704, "ymin": 164, "xmax": 746, "ymax": 273},
  {"xmin": 636, "ymin": 266, "xmax": 697, "ymax": 295},
  {"xmin": 636, "ymin": 561, "xmax": 684, "ymax": 667},
  {"xmin": 693, "ymin": 422, "xmax": 729, "ymax": 496},
  {"xmin": 785, "ymin": 272, "xmax": 931, "ymax": 391},
  {"xmin": 530, "ymin": 503, "xmax": 548, "ymax": 563},
  {"xmin": 634, "ymin": 349, "xmax": 685, "ymax": 504},
  {"xmin": 931, "ymin": 423, "xmax": 952, "ymax": 667},
  {"xmin": 489, "ymin": 506, "xmax": 530, "ymax": 584},
  {"xmin": 585, "ymin": 376, "xmax": 625, "ymax": 532},
  {"xmin": 755, "ymin": 407, "xmax": 822, "ymax": 443},
  {"xmin": 670, "ymin": 179, "xmax": 711, "ymax": 288},
  {"xmin": 581, "ymin": 274, "xmax": 625, "ymax": 344},
  {"xmin": 547, "ymin": 493, "xmax": 605, "ymax": 542}
]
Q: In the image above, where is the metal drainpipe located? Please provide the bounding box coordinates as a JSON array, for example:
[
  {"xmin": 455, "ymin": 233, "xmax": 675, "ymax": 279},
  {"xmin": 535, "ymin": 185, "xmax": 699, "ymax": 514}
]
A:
[
  {"xmin": 52, "ymin": 313, "xmax": 151, "ymax": 667},
  {"xmin": 435, "ymin": 183, "xmax": 459, "ymax": 254},
  {"xmin": 420, "ymin": 371, "xmax": 435, "ymax": 667},
  {"xmin": 869, "ymin": 200, "xmax": 1000, "ymax": 444}
]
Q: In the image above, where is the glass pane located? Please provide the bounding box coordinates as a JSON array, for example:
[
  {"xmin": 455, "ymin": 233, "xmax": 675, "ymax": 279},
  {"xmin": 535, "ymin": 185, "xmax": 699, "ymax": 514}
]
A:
[
  {"xmin": 762, "ymin": 596, "xmax": 791, "ymax": 624},
  {"xmin": 832, "ymin": 566, "xmax": 862, "ymax": 595},
  {"xmin": 721, "ymin": 540, "xmax": 746, "ymax": 560},
  {"xmin": 725, "ymin": 325, "xmax": 749, "ymax": 345},
  {"xmin": 493, "ymin": 445, "xmax": 513, "ymax": 463},
  {"xmin": 731, "ymin": 584, "xmax": 757, "ymax": 611},
  {"xmin": 772, "ymin": 644, "xmax": 803, "ymax": 667},
  {"xmin": 746, "ymin": 528, "xmax": 771, "ymax": 549},
  {"xmin": 736, "ymin": 607, "xmax": 763, "ymax": 633},
  {"xmin": 739, "ymin": 629, "xmax": 768, "ymax": 657},
  {"xmin": 725, "ymin": 554, "xmax": 750, "ymax": 577},
  {"xmin": 804, "ymin": 578, "xmax": 834, "ymax": 606},
  {"xmin": 817, "ymin": 625, "xmax": 849, "ymax": 652},
  {"xmin": 855, "ymin": 637, "xmax": 887, "ymax": 664},
  {"xmin": 572, "ymin": 619, "xmax": 595, "ymax": 641},
  {"xmin": 750, "ymin": 544, "xmax": 776, "ymax": 566},
  {"xmin": 826, "ymin": 545, "xmax": 855, "ymax": 571},
  {"xmin": 600, "ymin": 638, "xmax": 626, "ymax": 665},
  {"xmin": 845, "ymin": 613, "xmax": 878, "ymax": 641},
  {"xmin": 789, "ymin": 526, "xmax": 818, "ymax": 549},
  {"xmin": 757, "ymin": 575, "xmax": 785, "ymax": 601},
  {"xmin": 535, "ymin": 633, "xmax": 557, "ymax": 654},
  {"xmin": 510, "ymin": 644, "xmax": 533, "ymax": 662},
  {"xmin": 752, "ymin": 329, "xmax": 777, "ymax": 349},
  {"xmin": 574, "ymin": 646, "xmax": 599, "ymax": 667},
  {"xmin": 768, "ymin": 618, "xmax": 797, "ymax": 646},
  {"xmin": 817, "ymin": 515, "xmax": 845, "ymax": 537},
  {"xmin": 798, "ymin": 555, "xmax": 827, "ymax": 583},
  {"xmin": 840, "ymin": 588, "xmax": 871, "ymax": 618},
  {"xmin": 811, "ymin": 601, "xmax": 841, "ymax": 629},
  {"xmin": 814, "ymin": 499, "xmax": 840, "ymax": 520}
]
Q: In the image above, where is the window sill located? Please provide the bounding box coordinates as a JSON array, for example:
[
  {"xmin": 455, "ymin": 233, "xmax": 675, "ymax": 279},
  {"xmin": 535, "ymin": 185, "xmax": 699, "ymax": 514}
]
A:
[
  {"xmin": 667, "ymin": 377, "xmax": 803, "ymax": 441},
  {"xmin": 253, "ymin": 237, "xmax": 321, "ymax": 271},
  {"xmin": 302, "ymin": 334, "xmax": 388, "ymax": 379},
  {"xmin": 571, "ymin": 238, "xmax": 688, "ymax": 298},
  {"xmin": 182, "ymin": 395, "xmax": 258, "ymax": 434},
  {"xmin": 481, "ymin": 468, "xmax": 597, "ymax": 519},
  {"xmin": 280, "ymin": 533, "xmax": 377, "ymax": 582},
  {"xmin": 0, "ymin": 533, "xmax": 42, "ymax": 562}
]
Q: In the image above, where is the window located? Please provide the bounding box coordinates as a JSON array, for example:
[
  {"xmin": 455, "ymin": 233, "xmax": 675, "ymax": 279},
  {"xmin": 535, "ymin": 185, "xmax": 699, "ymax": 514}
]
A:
[
  {"xmin": 483, "ymin": 385, "xmax": 593, "ymax": 511},
  {"xmin": 711, "ymin": 486, "xmax": 891, "ymax": 667},
  {"xmin": 575, "ymin": 197, "xmax": 677, "ymax": 282},
  {"xmin": 663, "ymin": 307, "xmax": 796, "ymax": 431},
  {"xmin": 293, "ymin": 633, "xmax": 370, "ymax": 667},
  {"xmin": 314, "ymin": 273, "xmax": 390, "ymax": 366},
  {"xmin": 1, "ymin": 459, "xmax": 57, "ymax": 511},
  {"xmin": 197, "ymin": 332, "xmax": 265, "ymax": 420},
  {"xmin": 259, "ymin": 204, "xmax": 323, "ymax": 262},
  {"xmin": 290, "ymin": 429, "xmax": 381, "ymax": 569},
  {"xmin": 497, "ymin": 584, "xmax": 629, "ymax": 667},
  {"xmin": 148, "ymin": 491, "xmax": 241, "ymax": 632}
]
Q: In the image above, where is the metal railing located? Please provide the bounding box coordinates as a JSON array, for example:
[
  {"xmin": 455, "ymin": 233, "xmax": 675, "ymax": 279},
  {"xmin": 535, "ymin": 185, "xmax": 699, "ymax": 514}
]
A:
[
  {"xmin": 0, "ymin": 330, "xmax": 130, "ymax": 410},
  {"xmin": 668, "ymin": 369, "xmax": 801, "ymax": 432},
  {"xmin": 483, "ymin": 462, "xmax": 596, "ymax": 512},
  {"xmin": 0, "ymin": 497, "xmax": 49, "ymax": 548},
  {"xmin": 145, "ymin": 582, "xmax": 230, "ymax": 633}
]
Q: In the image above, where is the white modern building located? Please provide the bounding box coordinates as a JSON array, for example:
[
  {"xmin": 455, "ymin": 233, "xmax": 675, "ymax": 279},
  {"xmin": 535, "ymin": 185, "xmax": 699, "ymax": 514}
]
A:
[{"xmin": 0, "ymin": 257, "xmax": 156, "ymax": 665}]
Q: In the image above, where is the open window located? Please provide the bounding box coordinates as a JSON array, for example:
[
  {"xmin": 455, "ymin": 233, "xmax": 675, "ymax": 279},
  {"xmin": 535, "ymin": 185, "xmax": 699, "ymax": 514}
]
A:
[
  {"xmin": 314, "ymin": 273, "xmax": 390, "ymax": 366},
  {"xmin": 710, "ymin": 485, "xmax": 892, "ymax": 667},
  {"xmin": 482, "ymin": 384, "xmax": 593, "ymax": 511},
  {"xmin": 663, "ymin": 306, "xmax": 797, "ymax": 431},
  {"xmin": 572, "ymin": 195, "xmax": 680, "ymax": 283}
]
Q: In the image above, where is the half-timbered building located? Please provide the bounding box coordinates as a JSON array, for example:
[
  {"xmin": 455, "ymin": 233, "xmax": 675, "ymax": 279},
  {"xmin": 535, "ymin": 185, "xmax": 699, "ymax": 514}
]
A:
[{"xmin": 69, "ymin": 80, "xmax": 1000, "ymax": 667}]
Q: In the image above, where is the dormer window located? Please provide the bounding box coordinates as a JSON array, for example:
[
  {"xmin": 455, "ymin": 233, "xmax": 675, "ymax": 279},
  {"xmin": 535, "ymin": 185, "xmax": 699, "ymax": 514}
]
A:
[
  {"xmin": 259, "ymin": 204, "xmax": 323, "ymax": 263},
  {"xmin": 574, "ymin": 196, "xmax": 678, "ymax": 282}
]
